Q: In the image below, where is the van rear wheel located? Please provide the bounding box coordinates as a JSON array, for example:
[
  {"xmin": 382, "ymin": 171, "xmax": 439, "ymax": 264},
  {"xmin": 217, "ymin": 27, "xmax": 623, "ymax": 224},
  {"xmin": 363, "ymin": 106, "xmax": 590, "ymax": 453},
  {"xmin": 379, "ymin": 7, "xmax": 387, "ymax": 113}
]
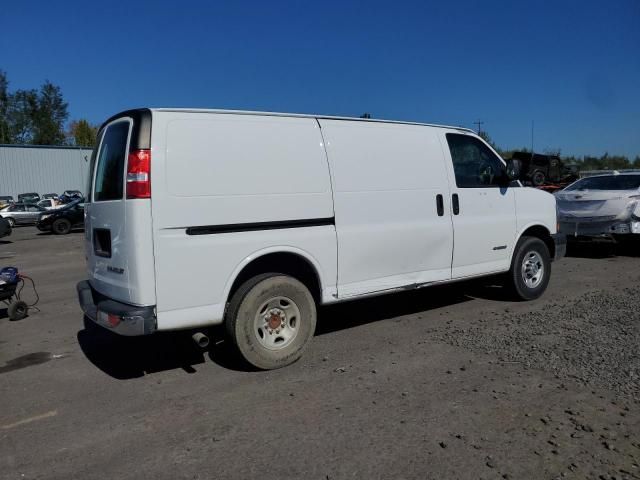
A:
[
  {"xmin": 507, "ymin": 236, "xmax": 551, "ymax": 300},
  {"xmin": 225, "ymin": 273, "xmax": 317, "ymax": 370}
]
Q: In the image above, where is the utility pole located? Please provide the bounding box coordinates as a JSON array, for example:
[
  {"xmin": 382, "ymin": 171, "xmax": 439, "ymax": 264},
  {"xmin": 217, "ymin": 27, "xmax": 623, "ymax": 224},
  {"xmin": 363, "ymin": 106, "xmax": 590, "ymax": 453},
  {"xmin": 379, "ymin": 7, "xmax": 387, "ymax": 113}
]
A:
[
  {"xmin": 473, "ymin": 120, "xmax": 484, "ymax": 134},
  {"xmin": 531, "ymin": 120, "xmax": 534, "ymax": 154}
]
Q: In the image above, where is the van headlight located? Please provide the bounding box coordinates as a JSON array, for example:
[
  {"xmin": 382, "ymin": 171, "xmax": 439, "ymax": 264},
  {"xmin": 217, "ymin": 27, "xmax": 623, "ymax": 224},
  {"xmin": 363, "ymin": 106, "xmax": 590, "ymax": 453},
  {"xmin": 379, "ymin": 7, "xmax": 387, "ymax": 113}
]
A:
[{"xmin": 40, "ymin": 214, "xmax": 52, "ymax": 221}]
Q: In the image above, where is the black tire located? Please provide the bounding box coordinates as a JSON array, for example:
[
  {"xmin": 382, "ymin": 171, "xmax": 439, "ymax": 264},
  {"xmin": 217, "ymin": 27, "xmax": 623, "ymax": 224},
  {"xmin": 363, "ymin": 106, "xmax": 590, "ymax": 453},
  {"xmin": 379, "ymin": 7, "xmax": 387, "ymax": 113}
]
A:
[
  {"xmin": 52, "ymin": 218, "xmax": 71, "ymax": 235},
  {"xmin": 6, "ymin": 217, "xmax": 15, "ymax": 228},
  {"xmin": 531, "ymin": 170, "xmax": 546, "ymax": 186},
  {"xmin": 8, "ymin": 300, "xmax": 28, "ymax": 321},
  {"xmin": 507, "ymin": 236, "xmax": 551, "ymax": 300},
  {"xmin": 225, "ymin": 273, "xmax": 317, "ymax": 370}
]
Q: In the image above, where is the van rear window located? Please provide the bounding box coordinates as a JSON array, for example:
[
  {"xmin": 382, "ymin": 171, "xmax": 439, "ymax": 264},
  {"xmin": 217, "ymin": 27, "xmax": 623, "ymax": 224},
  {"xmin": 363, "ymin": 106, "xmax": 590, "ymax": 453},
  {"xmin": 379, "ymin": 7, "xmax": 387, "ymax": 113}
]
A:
[{"xmin": 93, "ymin": 121, "xmax": 130, "ymax": 202}]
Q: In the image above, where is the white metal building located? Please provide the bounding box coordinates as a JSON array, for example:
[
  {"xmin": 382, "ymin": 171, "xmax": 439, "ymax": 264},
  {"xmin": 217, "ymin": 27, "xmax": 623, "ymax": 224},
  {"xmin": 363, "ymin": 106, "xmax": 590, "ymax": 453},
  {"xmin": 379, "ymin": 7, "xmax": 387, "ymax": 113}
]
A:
[{"xmin": 0, "ymin": 145, "xmax": 93, "ymax": 200}]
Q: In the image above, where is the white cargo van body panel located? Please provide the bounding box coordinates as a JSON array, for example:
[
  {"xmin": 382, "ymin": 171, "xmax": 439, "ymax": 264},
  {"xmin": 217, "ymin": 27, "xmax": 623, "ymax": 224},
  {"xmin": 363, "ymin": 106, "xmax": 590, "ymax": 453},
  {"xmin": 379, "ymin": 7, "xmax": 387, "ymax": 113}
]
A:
[
  {"xmin": 85, "ymin": 117, "xmax": 157, "ymax": 307},
  {"xmin": 150, "ymin": 112, "xmax": 337, "ymax": 329},
  {"xmin": 514, "ymin": 188, "xmax": 558, "ymax": 237},
  {"xmin": 319, "ymin": 120, "xmax": 454, "ymax": 298}
]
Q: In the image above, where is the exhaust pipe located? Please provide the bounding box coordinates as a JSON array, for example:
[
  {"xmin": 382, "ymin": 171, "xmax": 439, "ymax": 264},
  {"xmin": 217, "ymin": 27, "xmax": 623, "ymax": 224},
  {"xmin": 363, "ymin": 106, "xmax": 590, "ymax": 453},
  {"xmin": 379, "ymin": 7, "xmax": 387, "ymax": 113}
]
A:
[{"xmin": 192, "ymin": 332, "xmax": 210, "ymax": 348}]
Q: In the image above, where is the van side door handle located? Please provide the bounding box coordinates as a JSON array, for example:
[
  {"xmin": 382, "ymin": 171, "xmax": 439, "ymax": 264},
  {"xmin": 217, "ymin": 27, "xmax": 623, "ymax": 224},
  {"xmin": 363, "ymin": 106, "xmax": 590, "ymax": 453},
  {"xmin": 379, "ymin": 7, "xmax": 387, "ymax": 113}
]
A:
[
  {"xmin": 436, "ymin": 194, "xmax": 444, "ymax": 216},
  {"xmin": 452, "ymin": 193, "xmax": 460, "ymax": 215}
]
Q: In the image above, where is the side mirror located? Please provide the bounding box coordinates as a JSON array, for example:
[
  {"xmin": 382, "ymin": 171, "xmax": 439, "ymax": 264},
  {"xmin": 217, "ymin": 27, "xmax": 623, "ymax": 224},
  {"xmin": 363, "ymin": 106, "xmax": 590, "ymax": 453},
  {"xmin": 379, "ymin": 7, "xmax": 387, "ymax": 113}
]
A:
[{"xmin": 506, "ymin": 159, "xmax": 522, "ymax": 181}]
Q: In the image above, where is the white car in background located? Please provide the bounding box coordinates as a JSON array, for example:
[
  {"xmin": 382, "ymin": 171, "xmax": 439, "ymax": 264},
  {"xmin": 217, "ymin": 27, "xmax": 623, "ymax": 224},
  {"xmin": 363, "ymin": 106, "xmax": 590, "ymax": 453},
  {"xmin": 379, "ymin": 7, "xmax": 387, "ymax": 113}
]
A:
[
  {"xmin": 37, "ymin": 198, "xmax": 60, "ymax": 210},
  {"xmin": 555, "ymin": 173, "xmax": 640, "ymax": 239}
]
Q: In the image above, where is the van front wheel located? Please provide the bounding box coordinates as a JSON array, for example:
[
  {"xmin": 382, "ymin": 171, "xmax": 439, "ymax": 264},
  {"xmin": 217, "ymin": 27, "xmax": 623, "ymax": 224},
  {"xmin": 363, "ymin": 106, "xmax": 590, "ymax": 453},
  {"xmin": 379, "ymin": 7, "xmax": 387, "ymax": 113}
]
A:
[
  {"xmin": 507, "ymin": 236, "xmax": 551, "ymax": 300},
  {"xmin": 225, "ymin": 274, "xmax": 317, "ymax": 370}
]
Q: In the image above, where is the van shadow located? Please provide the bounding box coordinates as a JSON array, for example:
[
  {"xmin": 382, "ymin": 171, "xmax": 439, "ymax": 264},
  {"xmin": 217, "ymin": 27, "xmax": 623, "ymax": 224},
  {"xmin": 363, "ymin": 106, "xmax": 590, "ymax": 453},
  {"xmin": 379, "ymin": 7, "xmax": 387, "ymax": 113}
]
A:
[
  {"xmin": 77, "ymin": 318, "xmax": 209, "ymax": 379},
  {"xmin": 36, "ymin": 229, "xmax": 84, "ymax": 237},
  {"xmin": 315, "ymin": 282, "xmax": 477, "ymax": 336},
  {"xmin": 77, "ymin": 279, "xmax": 513, "ymax": 379}
]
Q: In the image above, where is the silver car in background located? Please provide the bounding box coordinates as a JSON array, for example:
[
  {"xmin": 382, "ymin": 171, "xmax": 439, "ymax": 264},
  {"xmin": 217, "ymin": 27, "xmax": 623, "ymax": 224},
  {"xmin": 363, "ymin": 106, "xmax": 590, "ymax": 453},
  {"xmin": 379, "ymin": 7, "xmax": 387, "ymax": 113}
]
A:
[
  {"xmin": 555, "ymin": 173, "xmax": 640, "ymax": 239},
  {"xmin": 0, "ymin": 203, "xmax": 47, "ymax": 227}
]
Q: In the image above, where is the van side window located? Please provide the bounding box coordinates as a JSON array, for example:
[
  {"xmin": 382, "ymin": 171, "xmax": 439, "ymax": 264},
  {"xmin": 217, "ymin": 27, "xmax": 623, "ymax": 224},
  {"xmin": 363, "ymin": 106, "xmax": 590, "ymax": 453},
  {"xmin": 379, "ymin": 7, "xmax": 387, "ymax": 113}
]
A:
[
  {"xmin": 446, "ymin": 133, "xmax": 507, "ymax": 188},
  {"xmin": 93, "ymin": 121, "xmax": 130, "ymax": 202}
]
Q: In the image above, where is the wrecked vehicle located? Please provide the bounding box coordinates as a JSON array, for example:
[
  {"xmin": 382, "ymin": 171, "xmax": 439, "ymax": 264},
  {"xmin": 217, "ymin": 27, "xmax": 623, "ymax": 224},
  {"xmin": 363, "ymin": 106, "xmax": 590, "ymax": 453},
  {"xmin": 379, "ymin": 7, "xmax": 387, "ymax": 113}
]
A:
[
  {"xmin": 510, "ymin": 151, "xmax": 578, "ymax": 187},
  {"xmin": 555, "ymin": 173, "xmax": 640, "ymax": 240}
]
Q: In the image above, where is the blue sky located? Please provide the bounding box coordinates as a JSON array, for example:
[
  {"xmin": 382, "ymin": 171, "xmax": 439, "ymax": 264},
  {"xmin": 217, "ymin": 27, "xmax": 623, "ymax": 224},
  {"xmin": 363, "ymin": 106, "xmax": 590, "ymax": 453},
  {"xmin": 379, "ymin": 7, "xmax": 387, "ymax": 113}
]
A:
[{"xmin": 1, "ymin": 0, "xmax": 638, "ymax": 157}]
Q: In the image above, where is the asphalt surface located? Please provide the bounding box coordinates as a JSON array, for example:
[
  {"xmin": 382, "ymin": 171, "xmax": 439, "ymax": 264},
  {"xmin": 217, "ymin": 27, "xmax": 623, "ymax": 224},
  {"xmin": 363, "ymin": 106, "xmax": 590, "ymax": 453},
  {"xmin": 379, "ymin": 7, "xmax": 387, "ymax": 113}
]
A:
[{"xmin": 1, "ymin": 227, "xmax": 639, "ymax": 480}]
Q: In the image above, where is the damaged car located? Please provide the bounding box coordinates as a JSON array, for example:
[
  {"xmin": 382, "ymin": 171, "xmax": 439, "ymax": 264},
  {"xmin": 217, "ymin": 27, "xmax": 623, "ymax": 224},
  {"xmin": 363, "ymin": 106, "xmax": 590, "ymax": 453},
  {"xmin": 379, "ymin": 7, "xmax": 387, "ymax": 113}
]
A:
[{"xmin": 555, "ymin": 173, "xmax": 640, "ymax": 240}]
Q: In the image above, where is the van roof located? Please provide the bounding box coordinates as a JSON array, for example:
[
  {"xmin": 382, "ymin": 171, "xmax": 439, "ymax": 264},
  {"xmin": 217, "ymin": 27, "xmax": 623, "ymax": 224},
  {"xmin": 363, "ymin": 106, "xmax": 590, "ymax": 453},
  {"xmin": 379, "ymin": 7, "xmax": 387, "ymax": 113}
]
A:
[{"xmin": 126, "ymin": 108, "xmax": 474, "ymax": 133}]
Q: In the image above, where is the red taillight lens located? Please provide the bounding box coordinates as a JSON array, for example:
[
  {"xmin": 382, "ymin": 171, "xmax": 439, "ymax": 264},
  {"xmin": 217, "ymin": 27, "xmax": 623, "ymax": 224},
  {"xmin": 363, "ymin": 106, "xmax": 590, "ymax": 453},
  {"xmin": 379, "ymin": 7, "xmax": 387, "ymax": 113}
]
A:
[
  {"xmin": 126, "ymin": 149, "xmax": 151, "ymax": 199},
  {"xmin": 107, "ymin": 313, "xmax": 121, "ymax": 328}
]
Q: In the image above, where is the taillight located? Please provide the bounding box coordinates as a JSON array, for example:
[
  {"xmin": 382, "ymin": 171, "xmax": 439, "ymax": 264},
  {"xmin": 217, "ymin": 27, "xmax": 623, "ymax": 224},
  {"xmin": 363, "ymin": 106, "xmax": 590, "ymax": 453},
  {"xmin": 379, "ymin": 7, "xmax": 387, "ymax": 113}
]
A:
[{"xmin": 126, "ymin": 149, "xmax": 151, "ymax": 199}]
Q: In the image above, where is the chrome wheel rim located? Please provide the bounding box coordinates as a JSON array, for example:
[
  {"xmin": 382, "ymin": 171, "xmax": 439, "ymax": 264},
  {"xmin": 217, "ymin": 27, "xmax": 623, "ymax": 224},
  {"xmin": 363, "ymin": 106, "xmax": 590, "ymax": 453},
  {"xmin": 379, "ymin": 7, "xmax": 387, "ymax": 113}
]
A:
[
  {"xmin": 253, "ymin": 296, "xmax": 301, "ymax": 350},
  {"xmin": 521, "ymin": 251, "xmax": 544, "ymax": 289}
]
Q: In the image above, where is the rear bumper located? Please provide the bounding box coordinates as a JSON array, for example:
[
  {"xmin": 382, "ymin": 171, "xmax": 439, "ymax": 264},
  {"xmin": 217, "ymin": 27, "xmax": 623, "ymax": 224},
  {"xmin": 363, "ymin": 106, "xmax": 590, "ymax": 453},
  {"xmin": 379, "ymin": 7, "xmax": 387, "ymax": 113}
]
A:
[
  {"xmin": 552, "ymin": 233, "xmax": 567, "ymax": 261},
  {"xmin": 76, "ymin": 280, "xmax": 156, "ymax": 336}
]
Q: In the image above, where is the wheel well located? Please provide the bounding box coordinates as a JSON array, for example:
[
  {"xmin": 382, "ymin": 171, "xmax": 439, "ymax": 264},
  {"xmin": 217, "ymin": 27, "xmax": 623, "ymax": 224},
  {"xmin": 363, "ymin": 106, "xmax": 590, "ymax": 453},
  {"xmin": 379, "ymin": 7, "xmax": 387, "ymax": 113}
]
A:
[
  {"xmin": 521, "ymin": 225, "xmax": 554, "ymax": 258},
  {"xmin": 227, "ymin": 252, "xmax": 322, "ymax": 304}
]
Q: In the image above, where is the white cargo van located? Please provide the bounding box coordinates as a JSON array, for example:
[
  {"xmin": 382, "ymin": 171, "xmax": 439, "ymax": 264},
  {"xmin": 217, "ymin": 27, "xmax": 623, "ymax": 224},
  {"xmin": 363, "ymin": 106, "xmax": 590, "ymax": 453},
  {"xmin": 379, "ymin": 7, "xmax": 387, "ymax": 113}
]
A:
[{"xmin": 77, "ymin": 108, "xmax": 566, "ymax": 369}]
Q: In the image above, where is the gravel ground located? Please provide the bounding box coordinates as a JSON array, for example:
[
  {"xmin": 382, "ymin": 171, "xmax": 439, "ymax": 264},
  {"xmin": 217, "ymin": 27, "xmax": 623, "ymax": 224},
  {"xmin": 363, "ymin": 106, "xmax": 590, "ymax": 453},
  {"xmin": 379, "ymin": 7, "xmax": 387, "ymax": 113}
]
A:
[{"xmin": 435, "ymin": 285, "xmax": 640, "ymax": 400}]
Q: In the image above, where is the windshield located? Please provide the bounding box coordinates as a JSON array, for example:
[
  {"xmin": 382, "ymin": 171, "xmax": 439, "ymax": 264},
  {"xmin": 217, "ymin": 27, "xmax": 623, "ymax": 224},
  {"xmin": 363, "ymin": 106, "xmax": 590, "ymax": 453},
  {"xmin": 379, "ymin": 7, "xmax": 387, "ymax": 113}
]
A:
[{"xmin": 565, "ymin": 175, "xmax": 640, "ymax": 191}]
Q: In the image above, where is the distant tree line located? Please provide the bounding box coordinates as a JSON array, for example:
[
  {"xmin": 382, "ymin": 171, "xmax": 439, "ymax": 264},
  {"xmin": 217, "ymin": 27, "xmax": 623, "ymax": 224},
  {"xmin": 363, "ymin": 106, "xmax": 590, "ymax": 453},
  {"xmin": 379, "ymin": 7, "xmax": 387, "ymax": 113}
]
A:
[
  {"xmin": 479, "ymin": 130, "xmax": 640, "ymax": 172},
  {"xmin": 0, "ymin": 70, "xmax": 98, "ymax": 147}
]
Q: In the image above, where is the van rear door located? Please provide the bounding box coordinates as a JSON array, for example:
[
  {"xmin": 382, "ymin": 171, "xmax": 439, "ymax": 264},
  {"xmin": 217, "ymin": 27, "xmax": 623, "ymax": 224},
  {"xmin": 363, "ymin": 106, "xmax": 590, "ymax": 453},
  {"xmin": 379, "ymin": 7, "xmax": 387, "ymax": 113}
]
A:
[{"xmin": 85, "ymin": 110, "xmax": 156, "ymax": 307}]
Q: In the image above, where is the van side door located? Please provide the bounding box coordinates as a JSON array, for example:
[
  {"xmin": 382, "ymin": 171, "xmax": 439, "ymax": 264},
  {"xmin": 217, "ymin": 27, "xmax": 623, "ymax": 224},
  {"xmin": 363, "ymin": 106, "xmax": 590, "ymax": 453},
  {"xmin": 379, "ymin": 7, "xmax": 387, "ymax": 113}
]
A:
[
  {"xmin": 320, "ymin": 120, "xmax": 453, "ymax": 297},
  {"xmin": 441, "ymin": 132, "xmax": 517, "ymax": 278}
]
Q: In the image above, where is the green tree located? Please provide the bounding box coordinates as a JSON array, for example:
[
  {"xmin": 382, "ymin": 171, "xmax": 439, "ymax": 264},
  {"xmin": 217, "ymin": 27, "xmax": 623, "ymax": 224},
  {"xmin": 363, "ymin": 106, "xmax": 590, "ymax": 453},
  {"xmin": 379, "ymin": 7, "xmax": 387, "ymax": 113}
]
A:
[
  {"xmin": 0, "ymin": 70, "xmax": 9, "ymax": 143},
  {"xmin": 68, "ymin": 119, "xmax": 98, "ymax": 147},
  {"xmin": 7, "ymin": 88, "xmax": 38, "ymax": 144},
  {"xmin": 32, "ymin": 81, "xmax": 68, "ymax": 145}
]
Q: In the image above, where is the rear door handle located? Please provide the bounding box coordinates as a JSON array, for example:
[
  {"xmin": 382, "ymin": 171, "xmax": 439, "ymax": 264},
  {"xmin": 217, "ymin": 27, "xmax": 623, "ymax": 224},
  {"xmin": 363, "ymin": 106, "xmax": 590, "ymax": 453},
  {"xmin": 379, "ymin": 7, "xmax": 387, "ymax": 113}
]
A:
[
  {"xmin": 436, "ymin": 194, "xmax": 444, "ymax": 216},
  {"xmin": 452, "ymin": 193, "xmax": 460, "ymax": 215}
]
